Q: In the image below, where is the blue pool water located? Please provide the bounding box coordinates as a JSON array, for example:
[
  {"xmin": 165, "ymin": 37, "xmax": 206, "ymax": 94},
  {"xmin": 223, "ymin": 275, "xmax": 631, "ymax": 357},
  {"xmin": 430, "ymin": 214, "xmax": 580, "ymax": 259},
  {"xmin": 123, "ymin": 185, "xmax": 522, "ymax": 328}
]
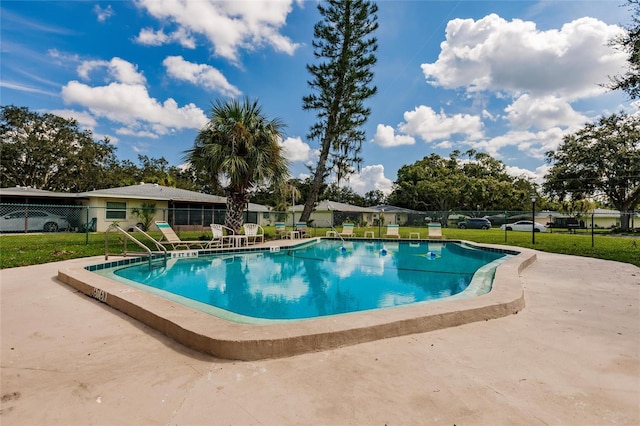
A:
[{"xmin": 106, "ymin": 240, "xmax": 509, "ymax": 321}]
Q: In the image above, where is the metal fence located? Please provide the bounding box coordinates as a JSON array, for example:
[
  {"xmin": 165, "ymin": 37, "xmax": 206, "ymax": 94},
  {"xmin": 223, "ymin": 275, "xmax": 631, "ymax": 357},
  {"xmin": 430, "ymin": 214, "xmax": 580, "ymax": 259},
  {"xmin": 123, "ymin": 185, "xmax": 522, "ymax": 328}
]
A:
[
  {"xmin": 1, "ymin": 203, "xmax": 637, "ymax": 235},
  {"xmin": 0, "ymin": 203, "xmax": 261, "ymax": 234},
  {"xmin": 0, "ymin": 204, "xmax": 86, "ymax": 233}
]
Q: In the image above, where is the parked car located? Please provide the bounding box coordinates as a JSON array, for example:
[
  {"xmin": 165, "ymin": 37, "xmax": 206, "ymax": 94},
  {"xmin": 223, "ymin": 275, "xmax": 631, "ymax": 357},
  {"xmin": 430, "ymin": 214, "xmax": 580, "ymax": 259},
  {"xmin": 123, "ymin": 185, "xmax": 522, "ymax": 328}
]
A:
[
  {"xmin": 484, "ymin": 213, "xmax": 531, "ymax": 226},
  {"xmin": 457, "ymin": 217, "xmax": 492, "ymax": 230},
  {"xmin": 500, "ymin": 220, "xmax": 547, "ymax": 233},
  {"xmin": 0, "ymin": 210, "xmax": 70, "ymax": 232}
]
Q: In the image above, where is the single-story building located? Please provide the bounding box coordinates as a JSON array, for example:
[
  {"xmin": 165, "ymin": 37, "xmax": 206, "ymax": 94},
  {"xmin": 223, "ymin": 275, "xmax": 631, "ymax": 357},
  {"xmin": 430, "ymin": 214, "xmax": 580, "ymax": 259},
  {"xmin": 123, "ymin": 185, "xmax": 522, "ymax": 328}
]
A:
[
  {"xmin": 79, "ymin": 183, "xmax": 279, "ymax": 232},
  {"xmin": 289, "ymin": 200, "xmax": 378, "ymax": 228},
  {"xmin": 1, "ymin": 184, "xmax": 272, "ymax": 233},
  {"xmin": 542, "ymin": 208, "xmax": 638, "ymax": 229},
  {"xmin": 369, "ymin": 205, "xmax": 427, "ymax": 226}
]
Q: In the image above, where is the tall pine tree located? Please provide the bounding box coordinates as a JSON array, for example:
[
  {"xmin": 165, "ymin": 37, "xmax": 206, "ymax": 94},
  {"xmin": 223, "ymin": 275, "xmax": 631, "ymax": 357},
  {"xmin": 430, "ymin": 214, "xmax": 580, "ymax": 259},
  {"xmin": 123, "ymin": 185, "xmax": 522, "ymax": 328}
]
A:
[{"xmin": 299, "ymin": 0, "xmax": 378, "ymax": 222}]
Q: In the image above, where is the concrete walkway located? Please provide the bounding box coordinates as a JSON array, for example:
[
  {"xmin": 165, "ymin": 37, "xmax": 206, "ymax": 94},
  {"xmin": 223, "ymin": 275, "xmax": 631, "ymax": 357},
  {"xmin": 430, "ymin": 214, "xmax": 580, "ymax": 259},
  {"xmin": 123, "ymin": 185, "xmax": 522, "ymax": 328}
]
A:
[{"xmin": 1, "ymin": 251, "xmax": 639, "ymax": 425}]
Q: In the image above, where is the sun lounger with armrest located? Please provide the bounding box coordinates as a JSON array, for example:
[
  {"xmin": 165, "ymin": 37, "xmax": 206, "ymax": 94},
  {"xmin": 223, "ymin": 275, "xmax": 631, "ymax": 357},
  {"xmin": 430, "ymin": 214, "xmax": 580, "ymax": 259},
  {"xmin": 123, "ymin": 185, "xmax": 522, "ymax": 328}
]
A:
[{"xmin": 155, "ymin": 221, "xmax": 208, "ymax": 250}]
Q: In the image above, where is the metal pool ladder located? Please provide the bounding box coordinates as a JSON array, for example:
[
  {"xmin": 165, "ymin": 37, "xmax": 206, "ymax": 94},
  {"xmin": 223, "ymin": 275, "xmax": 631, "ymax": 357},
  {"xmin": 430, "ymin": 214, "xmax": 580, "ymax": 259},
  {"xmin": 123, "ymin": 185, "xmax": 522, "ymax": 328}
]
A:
[{"xmin": 105, "ymin": 224, "xmax": 168, "ymax": 269}]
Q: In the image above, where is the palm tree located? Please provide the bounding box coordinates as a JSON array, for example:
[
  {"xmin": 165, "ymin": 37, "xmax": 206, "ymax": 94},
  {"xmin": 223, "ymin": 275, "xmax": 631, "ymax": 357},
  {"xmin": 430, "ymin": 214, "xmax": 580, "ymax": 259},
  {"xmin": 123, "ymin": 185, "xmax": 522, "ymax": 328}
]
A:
[{"xmin": 185, "ymin": 98, "xmax": 289, "ymax": 233}]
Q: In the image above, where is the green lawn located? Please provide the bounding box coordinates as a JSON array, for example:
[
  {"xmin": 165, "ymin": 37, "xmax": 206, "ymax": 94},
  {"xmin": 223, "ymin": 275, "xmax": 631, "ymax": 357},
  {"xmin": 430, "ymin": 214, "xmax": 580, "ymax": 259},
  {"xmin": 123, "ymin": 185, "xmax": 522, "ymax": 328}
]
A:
[{"xmin": 1, "ymin": 226, "xmax": 638, "ymax": 269}]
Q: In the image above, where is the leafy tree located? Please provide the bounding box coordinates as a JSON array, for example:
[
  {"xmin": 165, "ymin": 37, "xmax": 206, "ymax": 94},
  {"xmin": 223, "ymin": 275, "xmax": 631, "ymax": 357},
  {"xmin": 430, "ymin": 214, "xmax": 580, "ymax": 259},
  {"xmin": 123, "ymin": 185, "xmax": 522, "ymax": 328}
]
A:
[
  {"xmin": 272, "ymin": 180, "xmax": 301, "ymax": 213},
  {"xmin": 299, "ymin": 0, "xmax": 379, "ymax": 222},
  {"xmin": 184, "ymin": 98, "xmax": 289, "ymax": 233},
  {"xmin": 607, "ymin": 0, "xmax": 640, "ymax": 99},
  {"xmin": 388, "ymin": 151, "xmax": 538, "ymax": 222},
  {"xmin": 544, "ymin": 112, "xmax": 640, "ymax": 230},
  {"xmin": 0, "ymin": 105, "xmax": 117, "ymax": 191},
  {"xmin": 321, "ymin": 183, "xmax": 366, "ymax": 206},
  {"xmin": 364, "ymin": 189, "xmax": 386, "ymax": 206}
]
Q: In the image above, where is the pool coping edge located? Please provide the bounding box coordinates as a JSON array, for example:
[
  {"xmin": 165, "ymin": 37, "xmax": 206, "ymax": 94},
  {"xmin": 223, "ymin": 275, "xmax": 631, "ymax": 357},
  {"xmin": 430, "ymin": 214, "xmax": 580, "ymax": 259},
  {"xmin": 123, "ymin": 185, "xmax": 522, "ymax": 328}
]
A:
[{"xmin": 57, "ymin": 241, "xmax": 534, "ymax": 361}]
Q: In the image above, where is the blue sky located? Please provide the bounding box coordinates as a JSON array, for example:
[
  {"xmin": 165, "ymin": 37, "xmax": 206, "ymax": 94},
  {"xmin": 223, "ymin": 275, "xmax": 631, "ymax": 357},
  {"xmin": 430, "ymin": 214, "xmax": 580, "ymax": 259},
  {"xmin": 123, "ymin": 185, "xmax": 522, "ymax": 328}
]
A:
[{"xmin": 1, "ymin": 1, "xmax": 634, "ymax": 195}]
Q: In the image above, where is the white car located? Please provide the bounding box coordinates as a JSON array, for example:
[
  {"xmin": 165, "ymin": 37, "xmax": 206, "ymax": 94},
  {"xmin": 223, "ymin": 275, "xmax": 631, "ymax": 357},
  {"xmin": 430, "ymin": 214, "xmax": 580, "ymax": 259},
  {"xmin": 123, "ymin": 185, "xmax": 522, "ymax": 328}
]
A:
[
  {"xmin": 0, "ymin": 210, "xmax": 70, "ymax": 232},
  {"xmin": 500, "ymin": 220, "xmax": 547, "ymax": 233}
]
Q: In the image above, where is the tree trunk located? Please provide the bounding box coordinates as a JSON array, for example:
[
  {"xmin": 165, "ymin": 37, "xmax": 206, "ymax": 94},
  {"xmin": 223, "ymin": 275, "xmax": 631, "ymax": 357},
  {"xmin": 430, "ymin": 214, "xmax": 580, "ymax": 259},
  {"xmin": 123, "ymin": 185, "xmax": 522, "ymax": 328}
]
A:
[
  {"xmin": 226, "ymin": 191, "xmax": 248, "ymax": 234},
  {"xmin": 300, "ymin": 137, "xmax": 332, "ymax": 223},
  {"xmin": 620, "ymin": 211, "xmax": 631, "ymax": 231}
]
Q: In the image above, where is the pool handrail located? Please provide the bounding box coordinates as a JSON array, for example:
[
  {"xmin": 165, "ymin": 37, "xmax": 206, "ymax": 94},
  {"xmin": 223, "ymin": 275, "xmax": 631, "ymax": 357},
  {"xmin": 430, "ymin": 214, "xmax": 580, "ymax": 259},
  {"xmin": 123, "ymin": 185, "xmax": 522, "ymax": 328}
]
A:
[{"xmin": 105, "ymin": 224, "xmax": 168, "ymax": 269}]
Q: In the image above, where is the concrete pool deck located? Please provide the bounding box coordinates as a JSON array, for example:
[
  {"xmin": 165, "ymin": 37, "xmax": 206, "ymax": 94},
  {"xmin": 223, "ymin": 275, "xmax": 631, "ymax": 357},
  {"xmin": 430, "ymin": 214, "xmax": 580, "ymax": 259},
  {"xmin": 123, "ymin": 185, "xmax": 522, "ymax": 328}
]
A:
[
  {"xmin": 55, "ymin": 239, "xmax": 532, "ymax": 360},
  {"xmin": 1, "ymin": 247, "xmax": 639, "ymax": 424}
]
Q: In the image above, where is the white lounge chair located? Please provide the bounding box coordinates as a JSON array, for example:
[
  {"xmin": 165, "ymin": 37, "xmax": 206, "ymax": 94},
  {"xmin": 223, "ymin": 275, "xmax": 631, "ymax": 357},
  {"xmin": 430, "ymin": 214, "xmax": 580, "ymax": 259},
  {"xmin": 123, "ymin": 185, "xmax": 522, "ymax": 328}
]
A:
[
  {"xmin": 295, "ymin": 222, "xmax": 310, "ymax": 238},
  {"xmin": 275, "ymin": 222, "xmax": 288, "ymax": 238},
  {"xmin": 155, "ymin": 221, "xmax": 207, "ymax": 250},
  {"xmin": 339, "ymin": 223, "xmax": 355, "ymax": 237},
  {"xmin": 384, "ymin": 224, "xmax": 401, "ymax": 238},
  {"xmin": 428, "ymin": 223, "xmax": 444, "ymax": 239}
]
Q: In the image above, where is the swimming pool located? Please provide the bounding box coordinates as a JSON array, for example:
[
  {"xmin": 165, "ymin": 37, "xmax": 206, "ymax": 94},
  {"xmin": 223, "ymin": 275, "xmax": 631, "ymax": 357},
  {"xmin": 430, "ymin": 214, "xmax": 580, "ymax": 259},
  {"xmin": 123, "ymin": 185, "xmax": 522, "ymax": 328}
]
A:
[
  {"xmin": 100, "ymin": 240, "xmax": 509, "ymax": 321},
  {"xmin": 59, "ymin": 239, "xmax": 532, "ymax": 359}
]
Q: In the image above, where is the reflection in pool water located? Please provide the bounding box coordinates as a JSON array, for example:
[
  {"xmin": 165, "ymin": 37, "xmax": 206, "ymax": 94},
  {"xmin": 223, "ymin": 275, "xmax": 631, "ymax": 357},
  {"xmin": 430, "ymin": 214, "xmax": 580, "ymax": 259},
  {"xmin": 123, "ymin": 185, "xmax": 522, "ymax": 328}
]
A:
[{"xmin": 110, "ymin": 240, "xmax": 507, "ymax": 320}]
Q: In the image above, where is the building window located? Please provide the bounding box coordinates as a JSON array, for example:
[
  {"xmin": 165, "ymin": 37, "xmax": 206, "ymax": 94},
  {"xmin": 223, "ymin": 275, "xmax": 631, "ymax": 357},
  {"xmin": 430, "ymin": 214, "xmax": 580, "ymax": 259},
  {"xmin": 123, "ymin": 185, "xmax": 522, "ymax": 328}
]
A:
[{"xmin": 106, "ymin": 202, "xmax": 127, "ymax": 220}]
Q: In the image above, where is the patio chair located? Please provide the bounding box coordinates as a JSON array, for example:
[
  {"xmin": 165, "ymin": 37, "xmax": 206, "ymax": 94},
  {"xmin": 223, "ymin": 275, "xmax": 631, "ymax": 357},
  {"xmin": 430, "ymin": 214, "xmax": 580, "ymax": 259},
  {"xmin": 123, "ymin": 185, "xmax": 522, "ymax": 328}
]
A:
[
  {"xmin": 154, "ymin": 221, "xmax": 208, "ymax": 250},
  {"xmin": 275, "ymin": 222, "xmax": 288, "ymax": 238},
  {"xmin": 339, "ymin": 223, "xmax": 355, "ymax": 237},
  {"xmin": 428, "ymin": 222, "xmax": 444, "ymax": 239},
  {"xmin": 210, "ymin": 223, "xmax": 235, "ymax": 248},
  {"xmin": 81, "ymin": 217, "xmax": 97, "ymax": 232},
  {"xmin": 243, "ymin": 223, "xmax": 264, "ymax": 245},
  {"xmin": 384, "ymin": 224, "xmax": 401, "ymax": 238},
  {"xmin": 295, "ymin": 222, "xmax": 310, "ymax": 238}
]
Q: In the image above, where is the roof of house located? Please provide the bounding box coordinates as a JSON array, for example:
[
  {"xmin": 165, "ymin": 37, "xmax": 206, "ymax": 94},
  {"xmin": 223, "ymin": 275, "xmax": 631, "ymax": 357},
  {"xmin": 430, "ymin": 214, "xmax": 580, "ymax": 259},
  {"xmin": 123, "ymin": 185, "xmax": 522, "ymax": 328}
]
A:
[
  {"xmin": 79, "ymin": 183, "xmax": 227, "ymax": 204},
  {"xmin": 370, "ymin": 204, "xmax": 421, "ymax": 214},
  {"xmin": 291, "ymin": 200, "xmax": 377, "ymax": 213},
  {"xmin": 248, "ymin": 202, "xmax": 270, "ymax": 212},
  {"xmin": 0, "ymin": 186, "xmax": 80, "ymax": 199}
]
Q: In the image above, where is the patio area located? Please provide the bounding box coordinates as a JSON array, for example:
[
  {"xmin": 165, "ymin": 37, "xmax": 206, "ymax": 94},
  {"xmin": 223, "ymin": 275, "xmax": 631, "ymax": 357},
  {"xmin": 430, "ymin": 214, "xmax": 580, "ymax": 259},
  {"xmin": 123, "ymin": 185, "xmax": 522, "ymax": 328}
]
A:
[{"xmin": 1, "ymin": 248, "xmax": 639, "ymax": 425}]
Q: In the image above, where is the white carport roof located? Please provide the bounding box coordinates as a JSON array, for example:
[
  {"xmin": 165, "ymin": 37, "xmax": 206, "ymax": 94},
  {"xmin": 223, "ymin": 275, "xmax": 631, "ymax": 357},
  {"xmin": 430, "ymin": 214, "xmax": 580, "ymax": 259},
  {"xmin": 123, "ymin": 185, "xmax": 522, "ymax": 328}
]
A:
[
  {"xmin": 79, "ymin": 183, "xmax": 226, "ymax": 203},
  {"xmin": 0, "ymin": 186, "xmax": 81, "ymax": 199}
]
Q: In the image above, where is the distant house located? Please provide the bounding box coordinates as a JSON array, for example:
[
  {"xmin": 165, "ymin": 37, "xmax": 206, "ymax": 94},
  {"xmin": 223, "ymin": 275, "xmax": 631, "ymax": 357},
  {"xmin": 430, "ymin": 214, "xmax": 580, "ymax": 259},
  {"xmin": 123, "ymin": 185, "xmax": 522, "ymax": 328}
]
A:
[
  {"xmin": 541, "ymin": 209, "xmax": 639, "ymax": 229},
  {"xmin": 290, "ymin": 200, "xmax": 378, "ymax": 227},
  {"xmin": 370, "ymin": 204, "xmax": 425, "ymax": 226}
]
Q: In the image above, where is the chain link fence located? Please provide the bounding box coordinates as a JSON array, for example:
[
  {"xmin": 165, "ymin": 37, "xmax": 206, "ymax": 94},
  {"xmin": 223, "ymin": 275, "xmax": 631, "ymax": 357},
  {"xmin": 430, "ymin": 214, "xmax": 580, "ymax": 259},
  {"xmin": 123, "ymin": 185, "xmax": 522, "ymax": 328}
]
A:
[{"xmin": 1, "ymin": 203, "xmax": 637, "ymax": 236}]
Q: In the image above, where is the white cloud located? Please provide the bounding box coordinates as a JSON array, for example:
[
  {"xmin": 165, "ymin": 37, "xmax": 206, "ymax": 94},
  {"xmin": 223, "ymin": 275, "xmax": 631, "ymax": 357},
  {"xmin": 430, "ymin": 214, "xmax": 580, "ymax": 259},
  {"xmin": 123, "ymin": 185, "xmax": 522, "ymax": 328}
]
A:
[
  {"xmin": 280, "ymin": 136, "xmax": 313, "ymax": 162},
  {"xmin": 163, "ymin": 56, "xmax": 240, "ymax": 97},
  {"xmin": 135, "ymin": 28, "xmax": 196, "ymax": 49},
  {"xmin": 346, "ymin": 164, "xmax": 393, "ymax": 195},
  {"xmin": 398, "ymin": 105, "xmax": 484, "ymax": 142},
  {"xmin": 371, "ymin": 124, "xmax": 415, "ymax": 147},
  {"xmin": 421, "ymin": 14, "xmax": 625, "ymax": 101},
  {"xmin": 135, "ymin": 0, "xmax": 300, "ymax": 63},
  {"xmin": 505, "ymin": 164, "xmax": 549, "ymax": 185},
  {"xmin": 116, "ymin": 127, "xmax": 159, "ymax": 139},
  {"xmin": 135, "ymin": 28, "xmax": 170, "ymax": 46},
  {"xmin": 0, "ymin": 81, "xmax": 58, "ymax": 96},
  {"xmin": 62, "ymin": 57, "xmax": 208, "ymax": 138},
  {"xmin": 77, "ymin": 57, "xmax": 146, "ymax": 85},
  {"xmin": 469, "ymin": 127, "xmax": 567, "ymax": 160},
  {"xmin": 505, "ymin": 94, "xmax": 587, "ymax": 130},
  {"xmin": 94, "ymin": 5, "xmax": 114, "ymax": 23},
  {"xmin": 61, "ymin": 80, "xmax": 208, "ymax": 136},
  {"xmin": 48, "ymin": 108, "xmax": 97, "ymax": 129}
]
